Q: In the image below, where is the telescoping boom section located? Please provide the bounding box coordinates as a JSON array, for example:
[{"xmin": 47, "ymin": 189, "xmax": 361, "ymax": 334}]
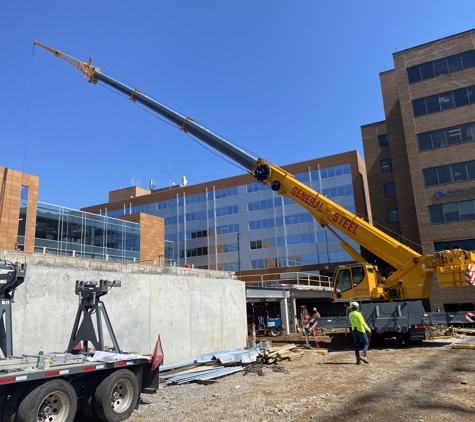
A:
[{"xmin": 34, "ymin": 41, "xmax": 475, "ymax": 304}]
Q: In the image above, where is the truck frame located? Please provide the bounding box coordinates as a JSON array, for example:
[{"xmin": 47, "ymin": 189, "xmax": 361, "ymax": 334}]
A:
[{"xmin": 33, "ymin": 42, "xmax": 475, "ymax": 343}]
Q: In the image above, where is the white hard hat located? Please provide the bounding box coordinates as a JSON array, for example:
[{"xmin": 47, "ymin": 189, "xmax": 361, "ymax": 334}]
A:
[
  {"xmin": 351, "ymin": 301, "xmax": 359, "ymax": 308},
  {"xmin": 313, "ymin": 307, "xmax": 317, "ymax": 311}
]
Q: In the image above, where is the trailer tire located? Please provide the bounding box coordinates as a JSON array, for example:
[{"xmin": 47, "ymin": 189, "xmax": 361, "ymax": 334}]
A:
[
  {"xmin": 94, "ymin": 369, "xmax": 139, "ymax": 422},
  {"xmin": 3, "ymin": 382, "xmax": 30, "ymax": 422},
  {"xmin": 16, "ymin": 379, "xmax": 77, "ymax": 422},
  {"xmin": 80, "ymin": 372, "xmax": 103, "ymax": 421}
]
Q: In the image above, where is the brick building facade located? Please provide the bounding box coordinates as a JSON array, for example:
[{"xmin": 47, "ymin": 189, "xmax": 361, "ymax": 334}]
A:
[
  {"xmin": 0, "ymin": 167, "xmax": 39, "ymax": 252},
  {"xmin": 362, "ymin": 29, "xmax": 475, "ymax": 311}
]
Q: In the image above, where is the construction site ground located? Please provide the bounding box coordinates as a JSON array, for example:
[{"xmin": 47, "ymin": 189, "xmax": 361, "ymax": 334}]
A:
[{"xmin": 75, "ymin": 329, "xmax": 475, "ymax": 422}]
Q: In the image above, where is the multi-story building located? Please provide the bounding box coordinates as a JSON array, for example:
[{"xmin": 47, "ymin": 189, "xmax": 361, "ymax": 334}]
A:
[
  {"xmin": 362, "ymin": 29, "xmax": 475, "ymax": 311},
  {"xmin": 82, "ymin": 151, "xmax": 370, "ymax": 279}
]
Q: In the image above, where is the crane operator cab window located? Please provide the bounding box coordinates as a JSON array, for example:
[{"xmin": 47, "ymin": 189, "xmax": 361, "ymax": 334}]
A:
[{"xmin": 334, "ymin": 265, "xmax": 367, "ymax": 299}]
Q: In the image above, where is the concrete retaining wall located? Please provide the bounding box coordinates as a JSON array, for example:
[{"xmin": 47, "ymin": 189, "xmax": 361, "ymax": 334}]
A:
[{"xmin": 2, "ymin": 252, "xmax": 246, "ymax": 364}]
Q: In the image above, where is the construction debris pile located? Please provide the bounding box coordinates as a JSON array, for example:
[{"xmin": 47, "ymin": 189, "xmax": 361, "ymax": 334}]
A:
[{"xmin": 159, "ymin": 341, "xmax": 326, "ymax": 386}]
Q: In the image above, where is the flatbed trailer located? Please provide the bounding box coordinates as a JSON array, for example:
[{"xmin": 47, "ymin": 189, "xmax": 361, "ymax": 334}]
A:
[{"xmin": 0, "ymin": 352, "xmax": 159, "ymax": 422}]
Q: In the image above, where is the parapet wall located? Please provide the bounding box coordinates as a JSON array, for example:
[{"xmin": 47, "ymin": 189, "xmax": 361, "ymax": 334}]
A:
[{"xmin": 2, "ymin": 251, "xmax": 246, "ymax": 364}]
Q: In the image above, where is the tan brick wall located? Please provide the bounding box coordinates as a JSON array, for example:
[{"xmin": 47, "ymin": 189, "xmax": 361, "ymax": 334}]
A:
[
  {"xmin": 363, "ymin": 29, "xmax": 475, "ymax": 310},
  {"xmin": 109, "ymin": 186, "xmax": 151, "ymax": 203},
  {"xmin": 0, "ymin": 167, "xmax": 39, "ymax": 252},
  {"xmin": 120, "ymin": 213, "xmax": 164, "ymax": 264}
]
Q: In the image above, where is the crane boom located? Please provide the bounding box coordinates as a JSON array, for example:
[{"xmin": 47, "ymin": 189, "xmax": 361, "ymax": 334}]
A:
[{"xmin": 34, "ymin": 41, "xmax": 475, "ymax": 304}]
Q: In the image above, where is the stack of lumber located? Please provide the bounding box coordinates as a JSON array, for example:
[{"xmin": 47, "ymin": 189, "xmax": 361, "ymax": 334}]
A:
[
  {"xmin": 260, "ymin": 344, "xmax": 304, "ymax": 364},
  {"xmin": 447, "ymin": 327, "xmax": 475, "ymax": 336}
]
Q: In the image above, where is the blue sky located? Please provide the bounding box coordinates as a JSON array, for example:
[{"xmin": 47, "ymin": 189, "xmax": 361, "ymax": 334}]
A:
[{"xmin": 2, "ymin": 1, "xmax": 475, "ymax": 210}]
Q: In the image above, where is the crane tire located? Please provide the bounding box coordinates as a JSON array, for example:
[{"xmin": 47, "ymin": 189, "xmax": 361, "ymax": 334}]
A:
[
  {"xmin": 79, "ymin": 372, "xmax": 104, "ymax": 421},
  {"xmin": 94, "ymin": 369, "xmax": 139, "ymax": 422},
  {"xmin": 16, "ymin": 379, "xmax": 77, "ymax": 422},
  {"xmin": 3, "ymin": 383, "xmax": 30, "ymax": 422}
]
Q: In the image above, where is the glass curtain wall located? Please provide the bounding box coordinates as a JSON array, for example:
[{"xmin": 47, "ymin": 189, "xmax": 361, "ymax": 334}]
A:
[
  {"xmin": 108, "ymin": 163, "xmax": 358, "ymax": 269},
  {"xmin": 34, "ymin": 202, "xmax": 140, "ymax": 262},
  {"xmin": 17, "ymin": 185, "xmax": 29, "ymax": 250}
]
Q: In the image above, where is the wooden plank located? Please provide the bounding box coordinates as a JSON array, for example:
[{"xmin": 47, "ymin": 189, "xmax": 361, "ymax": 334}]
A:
[
  {"xmin": 267, "ymin": 344, "xmax": 296, "ymax": 358},
  {"xmin": 430, "ymin": 335, "xmax": 460, "ymax": 340},
  {"xmin": 300, "ymin": 348, "xmax": 328, "ymax": 354},
  {"xmin": 301, "ymin": 335, "xmax": 330, "ymax": 339},
  {"xmin": 452, "ymin": 328, "xmax": 475, "ymax": 334},
  {"xmin": 452, "ymin": 343, "xmax": 475, "ymax": 349}
]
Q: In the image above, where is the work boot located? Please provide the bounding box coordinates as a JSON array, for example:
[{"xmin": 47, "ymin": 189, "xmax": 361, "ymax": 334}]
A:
[
  {"xmin": 356, "ymin": 355, "xmax": 361, "ymax": 365},
  {"xmin": 360, "ymin": 355, "xmax": 369, "ymax": 364}
]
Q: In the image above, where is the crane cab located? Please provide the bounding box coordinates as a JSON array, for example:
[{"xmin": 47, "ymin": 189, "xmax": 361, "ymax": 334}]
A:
[{"xmin": 332, "ymin": 263, "xmax": 380, "ymax": 302}]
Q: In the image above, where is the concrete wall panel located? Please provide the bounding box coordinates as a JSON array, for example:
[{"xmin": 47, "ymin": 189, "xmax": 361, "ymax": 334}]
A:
[{"xmin": 3, "ymin": 252, "xmax": 246, "ymax": 364}]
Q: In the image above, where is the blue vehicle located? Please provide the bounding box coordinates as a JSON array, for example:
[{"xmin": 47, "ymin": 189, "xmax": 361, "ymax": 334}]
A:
[{"xmin": 264, "ymin": 317, "xmax": 283, "ymax": 337}]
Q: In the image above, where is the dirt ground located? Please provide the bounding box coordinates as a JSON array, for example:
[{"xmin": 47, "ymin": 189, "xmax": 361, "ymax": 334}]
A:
[{"xmin": 76, "ymin": 330, "xmax": 475, "ymax": 422}]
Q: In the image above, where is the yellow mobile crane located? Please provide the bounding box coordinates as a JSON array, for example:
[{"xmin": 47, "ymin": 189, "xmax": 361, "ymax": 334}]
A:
[{"xmin": 34, "ymin": 42, "xmax": 475, "ymax": 341}]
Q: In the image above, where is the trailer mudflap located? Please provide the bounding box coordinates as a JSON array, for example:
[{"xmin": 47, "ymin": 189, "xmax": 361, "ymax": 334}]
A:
[{"xmin": 141, "ymin": 362, "xmax": 160, "ymax": 394}]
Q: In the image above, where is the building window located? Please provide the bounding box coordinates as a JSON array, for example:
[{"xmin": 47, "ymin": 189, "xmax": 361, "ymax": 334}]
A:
[
  {"xmin": 321, "ymin": 184, "xmax": 353, "ymax": 199},
  {"xmin": 247, "ymin": 199, "xmax": 275, "ymax": 212},
  {"xmin": 278, "ymin": 254, "xmax": 317, "ymax": 267},
  {"xmin": 17, "ymin": 185, "xmax": 29, "ymax": 248},
  {"xmin": 216, "ymin": 243, "xmax": 239, "ymax": 254},
  {"xmin": 423, "ymin": 160, "xmax": 475, "ymax": 187},
  {"xmin": 407, "ymin": 50, "xmax": 475, "ymax": 84},
  {"xmin": 284, "ymin": 213, "xmax": 313, "ymax": 226},
  {"xmin": 285, "ymin": 233, "xmax": 315, "ymax": 246},
  {"xmin": 378, "ymin": 134, "xmax": 389, "ymax": 147},
  {"xmin": 209, "ymin": 205, "xmax": 239, "ymax": 218},
  {"xmin": 248, "ymin": 218, "xmax": 275, "ymax": 231},
  {"xmin": 435, "ymin": 238, "xmax": 475, "ymax": 251},
  {"xmin": 412, "ymin": 84, "xmax": 475, "ymax": 117},
  {"xmin": 211, "ymin": 224, "xmax": 239, "ymax": 236},
  {"xmin": 384, "ymin": 183, "xmax": 395, "ymax": 197},
  {"xmin": 387, "ymin": 209, "xmax": 399, "ymax": 223},
  {"xmin": 250, "ymin": 238, "xmax": 276, "ymax": 249},
  {"xmin": 210, "ymin": 187, "xmax": 238, "ymax": 200},
  {"xmin": 251, "ymin": 258, "xmax": 277, "ymax": 270},
  {"xmin": 380, "ymin": 158, "xmax": 393, "ymax": 172},
  {"xmin": 429, "ymin": 200, "xmax": 475, "ymax": 224},
  {"xmin": 417, "ymin": 122, "xmax": 475, "ymax": 151}
]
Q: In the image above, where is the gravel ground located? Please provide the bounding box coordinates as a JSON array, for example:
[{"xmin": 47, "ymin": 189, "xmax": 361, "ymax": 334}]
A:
[{"xmin": 75, "ymin": 332, "xmax": 475, "ymax": 422}]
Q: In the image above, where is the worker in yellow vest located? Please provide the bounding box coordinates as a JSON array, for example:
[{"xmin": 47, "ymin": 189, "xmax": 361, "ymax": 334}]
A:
[{"xmin": 348, "ymin": 302, "xmax": 372, "ymax": 365}]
